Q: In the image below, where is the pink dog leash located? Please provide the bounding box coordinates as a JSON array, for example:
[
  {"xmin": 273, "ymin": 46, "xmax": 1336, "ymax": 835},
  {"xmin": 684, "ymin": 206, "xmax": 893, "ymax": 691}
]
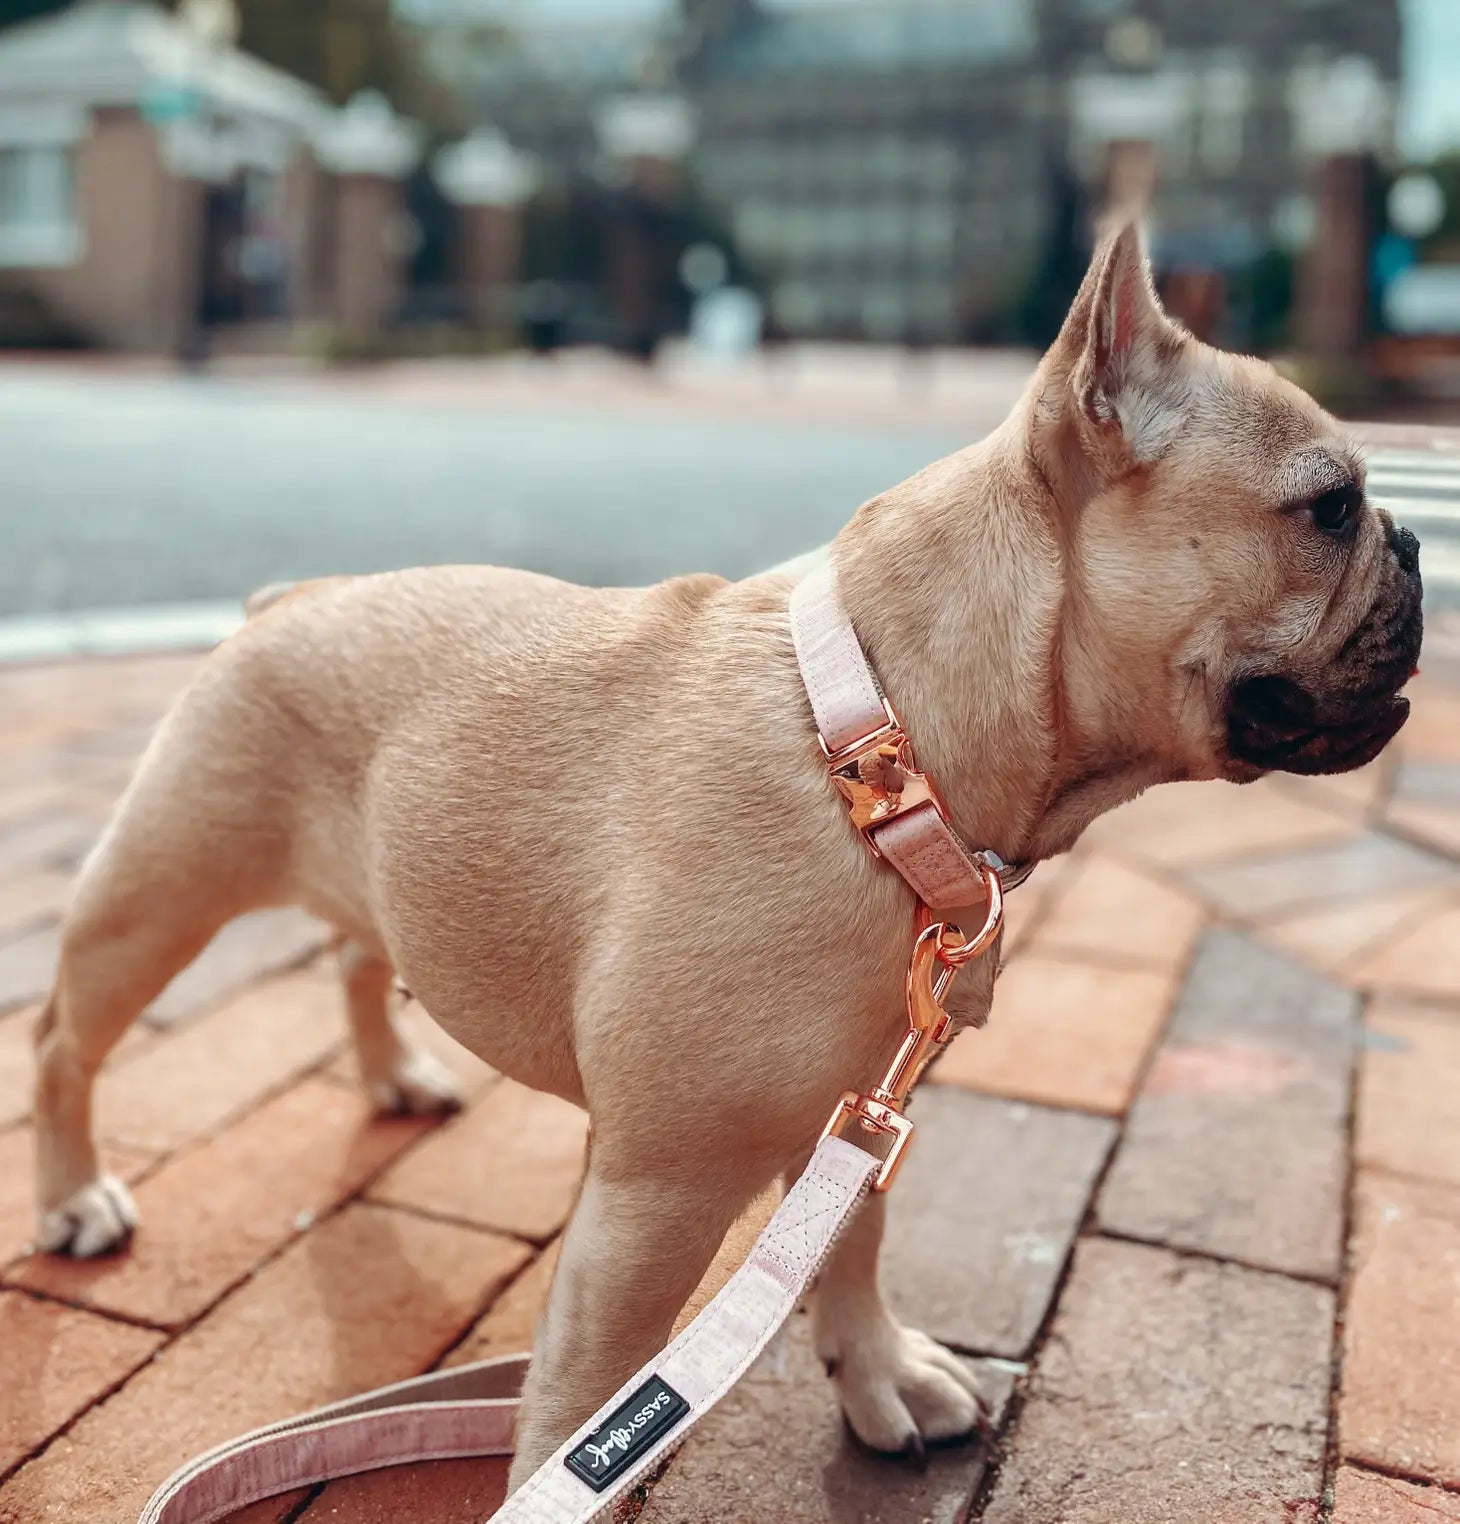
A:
[
  {"xmin": 139, "ymin": 1138, "xmax": 879, "ymax": 1524},
  {"xmin": 137, "ymin": 561, "xmax": 1014, "ymax": 1524}
]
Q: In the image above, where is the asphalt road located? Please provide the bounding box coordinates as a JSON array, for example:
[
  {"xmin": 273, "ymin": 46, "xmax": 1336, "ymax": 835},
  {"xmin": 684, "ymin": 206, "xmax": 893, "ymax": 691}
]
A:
[
  {"xmin": 4, "ymin": 364, "xmax": 1458, "ymax": 638},
  {"xmin": 0, "ymin": 368, "xmax": 972, "ymax": 620}
]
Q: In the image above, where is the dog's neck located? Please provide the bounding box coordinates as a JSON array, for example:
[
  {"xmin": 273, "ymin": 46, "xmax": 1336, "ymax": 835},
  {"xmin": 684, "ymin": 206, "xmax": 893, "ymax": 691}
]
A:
[{"xmin": 831, "ymin": 386, "xmax": 1172, "ymax": 868}]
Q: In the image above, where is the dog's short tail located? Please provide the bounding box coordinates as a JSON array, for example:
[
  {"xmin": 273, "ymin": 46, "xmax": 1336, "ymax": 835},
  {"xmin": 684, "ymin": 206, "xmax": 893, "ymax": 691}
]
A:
[
  {"xmin": 243, "ymin": 582, "xmax": 295, "ymax": 618},
  {"xmin": 244, "ymin": 575, "xmax": 353, "ymax": 620}
]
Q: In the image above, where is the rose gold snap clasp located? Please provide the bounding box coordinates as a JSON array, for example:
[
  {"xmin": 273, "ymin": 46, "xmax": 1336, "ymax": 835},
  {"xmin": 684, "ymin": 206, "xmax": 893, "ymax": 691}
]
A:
[{"xmin": 821, "ymin": 879, "xmax": 1004, "ymax": 1192}]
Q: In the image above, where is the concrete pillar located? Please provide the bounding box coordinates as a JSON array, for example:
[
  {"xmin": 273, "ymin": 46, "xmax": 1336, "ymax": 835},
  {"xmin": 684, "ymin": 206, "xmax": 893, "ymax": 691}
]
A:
[
  {"xmin": 1295, "ymin": 154, "xmax": 1372, "ymax": 362},
  {"xmin": 433, "ymin": 130, "xmax": 540, "ymax": 326},
  {"xmin": 314, "ymin": 91, "xmax": 420, "ymax": 334},
  {"xmin": 281, "ymin": 150, "xmax": 325, "ymax": 322},
  {"xmin": 328, "ymin": 173, "xmax": 403, "ymax": 332},
  {"xmin": 151, "ymin": 114, "xmax": 218, "ymax": 358},
  {"xmin": 1102, "ymin": 139, "xmax": 1156, "ymax": 221},
  {"xmin": 1287, "ymin": 54, "xmax": 1393, "ymax": 363},
  {"xmin": 157, "ymin": 170, "xmax": 205, "ymax": 358},
  {"xmin": 593, "ymin": 95, "xmax": 696, "ymax": 358}
]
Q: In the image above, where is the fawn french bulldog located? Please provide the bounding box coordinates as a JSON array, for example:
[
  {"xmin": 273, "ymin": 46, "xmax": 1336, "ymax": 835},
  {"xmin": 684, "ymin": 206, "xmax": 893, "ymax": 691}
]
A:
[{"xmin": 34, "ymin": 224, "xmax": 1421, "ymax": 1484}]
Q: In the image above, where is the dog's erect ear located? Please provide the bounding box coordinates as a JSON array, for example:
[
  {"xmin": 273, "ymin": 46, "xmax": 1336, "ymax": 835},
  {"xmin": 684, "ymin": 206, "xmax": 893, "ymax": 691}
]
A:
[{"xmin": 1066, "ymin": 223, "xmax": 1187, "ymax": 462}]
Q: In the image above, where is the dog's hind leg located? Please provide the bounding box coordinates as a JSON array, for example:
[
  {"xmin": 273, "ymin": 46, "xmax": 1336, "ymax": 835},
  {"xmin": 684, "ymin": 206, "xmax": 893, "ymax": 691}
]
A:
[
  {"xmin": 34, "ymin": 683, "xmax": 293, "ymax": 1256},
  {"xmin": 34, "ymin": 843, "xmax": 241, "ymax": 1257},
  {"xmin": 337, "ymin": 939, "xmax": 461, "ymax": 1115}
]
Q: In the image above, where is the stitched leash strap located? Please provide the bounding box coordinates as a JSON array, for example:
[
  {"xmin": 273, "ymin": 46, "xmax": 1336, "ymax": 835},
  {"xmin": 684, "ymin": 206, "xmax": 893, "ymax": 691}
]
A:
[
  {"xmin": 789, "ymin": 562, "xmax": 1018, "ymax": 910},
  {"xmin": 137, "ymin": 1137, "xmax": 878, "ymax": 1524}
]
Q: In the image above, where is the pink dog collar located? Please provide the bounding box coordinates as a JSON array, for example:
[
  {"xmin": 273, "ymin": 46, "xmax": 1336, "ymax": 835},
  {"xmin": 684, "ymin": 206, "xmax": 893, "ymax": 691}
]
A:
[{"xmin": 788, "ymin": 562, "xmax": 1028, "ymax": 910}]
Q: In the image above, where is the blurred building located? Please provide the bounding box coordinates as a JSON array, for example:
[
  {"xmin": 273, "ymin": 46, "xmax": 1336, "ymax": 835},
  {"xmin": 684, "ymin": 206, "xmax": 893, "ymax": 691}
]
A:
[
  {"xmin": 0, "ymin": 0, "xmax": 1412, "ymax": 355},
  {"xmin": 408, "ymin": 0, "xmax": 1403, "ymax": 348},
  {"xmin": 0, "ymin": 0, "xmax": 420, "ymax": 351}
]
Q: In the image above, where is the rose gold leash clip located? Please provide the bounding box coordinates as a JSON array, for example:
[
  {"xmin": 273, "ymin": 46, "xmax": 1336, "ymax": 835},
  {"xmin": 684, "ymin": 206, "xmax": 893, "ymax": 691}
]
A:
[{"xmin": 820, "ymin": 860, "xmax": 1004, "ymax": 1191}]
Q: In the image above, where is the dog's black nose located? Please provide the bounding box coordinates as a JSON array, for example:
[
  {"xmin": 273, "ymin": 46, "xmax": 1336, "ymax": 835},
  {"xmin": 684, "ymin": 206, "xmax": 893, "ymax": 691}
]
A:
[{"xmin": 1389, "ymin": 523, "xmax": 1421, "ymax": 577}]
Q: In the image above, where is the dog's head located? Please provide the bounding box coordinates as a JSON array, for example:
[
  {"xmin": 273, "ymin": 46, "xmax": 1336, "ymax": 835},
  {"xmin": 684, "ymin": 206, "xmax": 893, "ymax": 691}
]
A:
[{"xmin": 1033, "ymin": 224, "xmax": 1422, "ymax": 784}]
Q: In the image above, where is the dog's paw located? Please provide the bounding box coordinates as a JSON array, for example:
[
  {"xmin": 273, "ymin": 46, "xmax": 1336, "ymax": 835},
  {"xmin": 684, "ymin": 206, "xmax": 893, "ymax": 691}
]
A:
[
  {"xmin": 369, "ymin": 1047, "xmax": 463, "ymax": 1116},
  {"xmin": 36, "ymin": 1175, "xmax": 138, "ymax": 1258},
  {"xmin": 826, "ymin": 1324, "xmax": 988, "ymax": 1460}
]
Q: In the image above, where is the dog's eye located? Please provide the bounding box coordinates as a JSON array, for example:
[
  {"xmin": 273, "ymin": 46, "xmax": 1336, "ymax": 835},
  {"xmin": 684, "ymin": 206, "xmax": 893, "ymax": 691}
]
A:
[{"xmin": 1310, "ymin": 484, "xmax": 1362, "ymax": 537}]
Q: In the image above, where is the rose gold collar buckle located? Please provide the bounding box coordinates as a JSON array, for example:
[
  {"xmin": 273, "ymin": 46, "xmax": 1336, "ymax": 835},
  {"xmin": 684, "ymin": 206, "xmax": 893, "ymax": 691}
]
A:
[{"xmin": 820, "ymin": 700, "xmax": 950, "ymax": 860}]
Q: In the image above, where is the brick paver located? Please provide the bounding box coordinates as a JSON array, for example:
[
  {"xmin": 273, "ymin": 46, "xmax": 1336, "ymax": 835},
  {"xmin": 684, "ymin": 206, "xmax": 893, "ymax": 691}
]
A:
[
  {"xmin": 2, "ymin": 643, "xmax": 1459, "ymax": 1522},
  {"xmin": 292, "ymin": 1458, "xmax": 510, "ymax": 1524},
  {"xmin": 443, "ymin": 1244, "xmax": 559, "ymax": 1368},
  {"xmin": 1332, "ymin": 1468, "xmax": 1460, "ymax": 1522},
  {"xmin": 368, "ymin": 1079, "xmax": 589, "ymax": 1244},
  {"xmin": 0, "ymin": 925, "xmax": 61, "ymax": 1016},
  {"xmin": 641, "ymin": 1318, "xmax": 1017, "ymax": 1524},
  {"xmin": 1276, "ymin": 756, "xmax": 1387, "ymax": 817},
  {"xmin": 94, "ymin": 967, "xmax": 343, "ymax": 1153},
  {"xmin": 0, "ymin": 1204, "xmax": 528, "ymax": 1522},
  {"xmin": 0, "ymin": 1292, "xmax": 162, "ymax": 1476},
  {"xmin": 1083, "ymin": 774, "xmax": 1354, "ymax": 865},
  {"xmin": 142, "ymin": 907, "xmax": 329, "ymax": 1029},
  {"xmin": 1341, "ymin": 1172, "xmax": 1460, "ymax": 1488},
  {"xmin": 0, "ymin": 869, "xmax": 70, "ymax": 940},
  {"xmin": 1387, "ymin": 795, "xmax": 1460, "ymax": 855},
  {"xmin": 1261, "ymin": 882, "xmax": 1455, "ymax": 976},
  {"xmin": 1098, "ymin": 929, "xmax": 1358, "ymax": 1280},
  {"xmin": 0, "ymin": 1001, "xmax": 155, "ymax": 1131},
  {"xmin": 0, "ymin": 1126, "xmax": 153, "ymax": 1268},
  {"xmin": 1026, "ymin": 853, "xmax": 1204, "ymax": 972},
  {"xmin": 1348, "ymin": 898, "xmax": 1460, "ymax": 995},
  {"xmin": 0, "ymin": 1007, "xmax": 41, "ymax": 1129},
  {"xmin": 7, "ymin": 1078, "xmax": 435, "ymax": 1326},
  {"xmin": 992, "ymin": 850, "xmax": 1077, "ymax": 955},
  {"xmin": 883, "ymin": 1088, "xmax": 1114, "ymax": 1357},
  {"xmin": 982, "ymin": 1238, "xmax": 1334, "ymax": 1524},
  {"xmin": 0, "ymin": 812, "xmax": 98, "ymax": 877},
  {"xmin": 1357, "ymin": 999, "xmax": 1460, "ymax": 1187},
  {"xmin": 932, "ymin": 953, "xmax": 1174, "ymax": 1115},
  {"xmin": 1185, "ymin": 829, "xmax": 1454, "ymax": 919}
]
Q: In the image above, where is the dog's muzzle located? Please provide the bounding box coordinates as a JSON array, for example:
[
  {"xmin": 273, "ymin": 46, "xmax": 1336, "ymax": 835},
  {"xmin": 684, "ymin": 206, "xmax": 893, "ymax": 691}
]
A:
[{"xmin": 1226, "ymin": 522, "xmax": 1423, "ymax": 776}]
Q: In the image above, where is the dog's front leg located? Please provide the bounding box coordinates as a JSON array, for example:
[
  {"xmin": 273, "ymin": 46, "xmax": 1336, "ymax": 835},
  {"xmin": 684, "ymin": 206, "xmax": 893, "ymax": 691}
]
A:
[
  {"xmin": 811, "ymin": 1185, "xmax": 987, "ymax": 1459},
  {"xmin": 507, "ymin": 1162, "xmax": 745, "ymax": 1490}
]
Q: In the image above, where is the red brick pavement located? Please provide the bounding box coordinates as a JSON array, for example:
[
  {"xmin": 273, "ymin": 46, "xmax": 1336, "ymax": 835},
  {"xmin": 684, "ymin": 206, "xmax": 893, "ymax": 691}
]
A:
[{"xmin": 2, "ymin": 650, "xmax": 1459, "ymax": 1523}]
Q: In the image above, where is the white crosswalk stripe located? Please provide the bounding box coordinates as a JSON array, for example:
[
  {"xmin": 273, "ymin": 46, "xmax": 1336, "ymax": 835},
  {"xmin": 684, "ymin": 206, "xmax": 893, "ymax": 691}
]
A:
[{"xmin": 1368, "ymin": 451, "xmax": 1460, "ymax": 595}]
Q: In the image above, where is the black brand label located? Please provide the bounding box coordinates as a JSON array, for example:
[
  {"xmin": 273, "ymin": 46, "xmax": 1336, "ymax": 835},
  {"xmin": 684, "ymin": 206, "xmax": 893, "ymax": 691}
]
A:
[{"xmin": 564, "ymin": 1375, "xmax": 689, "ymax": 1492}]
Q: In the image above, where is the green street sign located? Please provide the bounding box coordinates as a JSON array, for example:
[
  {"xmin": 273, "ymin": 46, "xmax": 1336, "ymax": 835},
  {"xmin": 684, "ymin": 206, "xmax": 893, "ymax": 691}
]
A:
[{"xmin": 142, "ymin": 83, "xmax": 204, "ymax": 125}]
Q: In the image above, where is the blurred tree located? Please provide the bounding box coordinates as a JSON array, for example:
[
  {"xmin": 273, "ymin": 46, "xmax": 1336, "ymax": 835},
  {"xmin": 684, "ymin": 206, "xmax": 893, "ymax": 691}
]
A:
[
  {"xmin": 1418, "ymin": 153, "xmax": 1460, "ymax": 260},
  {"xmin": 1237, "ymin": 247, "xmax": 1296, "ymax": 354},
  {"xmin": 158, "ymin": 0, "xmax": 464, "ymax": 133},
  {"xmin": 0, "ymin": 0, "xmax": 68, "ymax": 32},
  {"xmin": 0, "ymin": 0, "xmax": 461, "ymax": 130},
  {"xmin": 226, "ymin": 0, "xmax": 402, "ymax": 105},
  {"xmin": 226, "ymin": 0, "xmax": 463, "ymax": 131}
]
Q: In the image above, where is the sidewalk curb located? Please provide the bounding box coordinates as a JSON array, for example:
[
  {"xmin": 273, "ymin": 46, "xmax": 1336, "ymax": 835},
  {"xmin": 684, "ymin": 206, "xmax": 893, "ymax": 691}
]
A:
[{"xmin": 0, "ymin": 604, "xmax": 242, "ymax": 664}]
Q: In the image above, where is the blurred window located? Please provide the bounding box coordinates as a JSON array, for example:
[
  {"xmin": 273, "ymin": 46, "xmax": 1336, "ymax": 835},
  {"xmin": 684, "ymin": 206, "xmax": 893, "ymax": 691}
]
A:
[
  {"xmin": 1200, "ymin": 55, "xmax": 1251, "ymax": 175},
  {"xmin": 921, "ymin": 143, "xmax": 959, "ymax": 194},
  {"xmin": 772, "ymin": 280, "xmax": 822, "ymax": 329},
  {"xmin": 861, "ymin": 286, "xmax": 905, "ymax": 341},
  {"xmin": 0, "ymin": 145, "xmax": 80, "ymax": 268}
]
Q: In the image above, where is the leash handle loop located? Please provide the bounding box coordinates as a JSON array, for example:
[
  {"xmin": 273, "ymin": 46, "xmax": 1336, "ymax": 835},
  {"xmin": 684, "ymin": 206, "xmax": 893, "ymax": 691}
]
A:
[{"xmin": 136, "ymin": 1138, "xmax": 878, "ymax": 1524}]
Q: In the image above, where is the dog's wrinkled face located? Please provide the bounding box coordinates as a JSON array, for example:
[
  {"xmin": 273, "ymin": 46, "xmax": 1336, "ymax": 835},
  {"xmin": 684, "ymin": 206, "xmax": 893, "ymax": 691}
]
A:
[{"xmin": 1043, "ymin": 227, "xmax": 1422, "ymax": 784}]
